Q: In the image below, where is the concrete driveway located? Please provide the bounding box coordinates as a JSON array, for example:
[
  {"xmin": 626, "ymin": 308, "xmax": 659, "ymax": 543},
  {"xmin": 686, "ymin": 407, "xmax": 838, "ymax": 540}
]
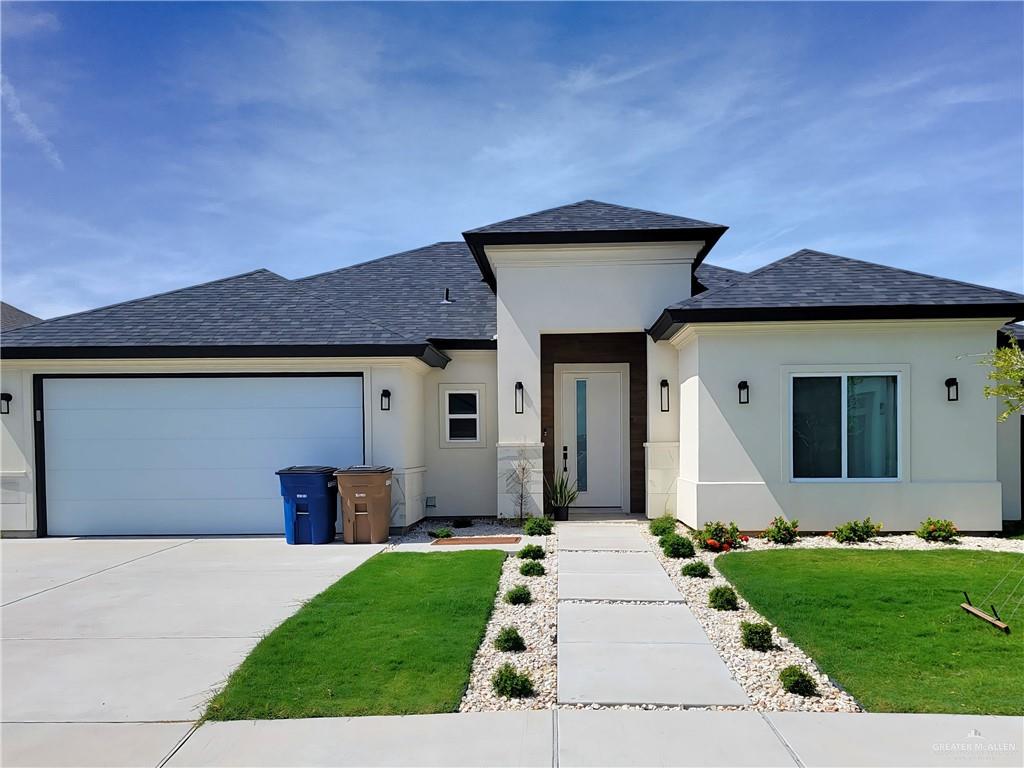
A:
[{"xmin": 1, "ymin": 537, "xmax": 383, "ymax": 767}]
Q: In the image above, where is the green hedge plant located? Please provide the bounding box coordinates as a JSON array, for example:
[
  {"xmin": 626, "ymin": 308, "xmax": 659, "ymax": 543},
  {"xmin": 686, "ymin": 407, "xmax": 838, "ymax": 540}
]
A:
[
  {"xmin": 504, "ymin": 585, "xmax": 532, "ymax": 605},
  {"xmin": 762, "ymin": 516, "xmax": 799, "ymax": 545},
  {"xmin": 649, "ymin": 514, "xmax": 677, "ymax": 538},
  {"xmin": 681, "ymin": 560, "xmax": 711, "ymax": 578},
  {"xmin": 428, "ymin": 527, "xmax": 453, "ymax": 539},
  {"xmin": 491, "ymin": 663, "xmax": 535, "ymax": 698},
  {"xmin": 708, "ymin": 585, "xmax": 739, "ymax": 611},
  {"xmin": 693, "ymin": 521, "xmax": 748, "ymax": 552},
  {"xmin": 779, "ymin": 665, "xmax": 819, "ymax": 696},
  {"xmin": 523, "ymin": 517, "xmax": 553, "ymax": 536},
  {"xmin": 518, "ymin": 560, "xmax": 545, "ymax": 577},
  {"xmin": 660, "ymin": 533, "xmax": 695, "ymax": 559},
  {"xmin": 517, "ymin": 544, "xmax": 545, "ymax": 560},
  {"xmin": 832, "ymin": 517, "xmax": 882, "ymax": 544},
  {"xmin": 493, "ymin": 626, "xmax": 526, "ymax": 652},
  {"xmin": 916, "ymin": 517, "xmax": 958, "ymax": 543},
  {"xmin": 740, "ymin": 621, "xmax": 774, "ymax": 651}
]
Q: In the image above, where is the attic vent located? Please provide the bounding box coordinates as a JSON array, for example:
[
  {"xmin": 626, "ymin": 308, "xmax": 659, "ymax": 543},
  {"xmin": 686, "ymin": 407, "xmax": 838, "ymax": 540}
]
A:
[{"xmin": 441, "ymin": 288, "xmax": 454, "ymax": 304}]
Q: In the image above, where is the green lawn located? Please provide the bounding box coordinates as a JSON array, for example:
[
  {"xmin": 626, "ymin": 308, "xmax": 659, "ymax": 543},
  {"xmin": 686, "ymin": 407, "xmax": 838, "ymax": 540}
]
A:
[
  {"xmin": 206, "ymin": 550, "xmax": 505, "ymax": 720},
  {"xmin": 715, "ymin": 549, "xmax": 1023, "ymax": 715}
]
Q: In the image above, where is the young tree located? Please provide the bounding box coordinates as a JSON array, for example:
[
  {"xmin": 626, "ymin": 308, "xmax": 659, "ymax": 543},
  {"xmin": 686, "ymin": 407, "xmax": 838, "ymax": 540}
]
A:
[{"xmin": 983, "ymin": 336, "xmax": 1024, "ymax": 422}]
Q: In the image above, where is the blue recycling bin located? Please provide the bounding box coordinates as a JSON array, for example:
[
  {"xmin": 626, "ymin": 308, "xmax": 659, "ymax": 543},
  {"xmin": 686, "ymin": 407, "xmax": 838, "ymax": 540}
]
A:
[{"xmin": 275, "ymin": 466, "xmax": 338, "ymax": 545}]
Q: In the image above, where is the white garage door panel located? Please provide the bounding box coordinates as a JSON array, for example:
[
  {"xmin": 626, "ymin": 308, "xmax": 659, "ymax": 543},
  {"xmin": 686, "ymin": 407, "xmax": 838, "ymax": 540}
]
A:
[{"xmin": 44, "ymin": 376, "xmax": 364, "ymax": 536}]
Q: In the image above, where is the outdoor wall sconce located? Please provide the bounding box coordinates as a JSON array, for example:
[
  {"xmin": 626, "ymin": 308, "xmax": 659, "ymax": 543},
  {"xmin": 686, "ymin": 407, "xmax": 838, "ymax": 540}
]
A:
[
  {"xmin": 380, "ymin": 389, "xmax": 391, "ymax": 411},
  {"xmin": 0, "ymin": 393, "xmax": 11, "ymax": 415},
  {"xmin": 945, "ymin": 378, "xmax": 959, "ymax": 402},
  {"xmin": 660, "ymin": 379, "xmax": 670, "ymax": 412},
  {"xmin": 738, "ymin": 380, "xmax": 750, "ymax": 405},
  {"xmin": 514, "ymin": 381, "xmax": 524, "ymax": 414}
]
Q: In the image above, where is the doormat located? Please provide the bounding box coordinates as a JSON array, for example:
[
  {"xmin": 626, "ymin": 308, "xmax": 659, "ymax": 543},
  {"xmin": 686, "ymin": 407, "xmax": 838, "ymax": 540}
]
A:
[{"xmin": 431, "ymin": 535, "xmax": 522, "ymax": 545}]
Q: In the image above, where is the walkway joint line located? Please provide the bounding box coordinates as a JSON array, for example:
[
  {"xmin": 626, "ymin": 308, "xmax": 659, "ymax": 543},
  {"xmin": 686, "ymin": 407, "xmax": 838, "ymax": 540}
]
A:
[{"xmin": 760, "ymin": 712, "xmax": 806, "ymax": 768}]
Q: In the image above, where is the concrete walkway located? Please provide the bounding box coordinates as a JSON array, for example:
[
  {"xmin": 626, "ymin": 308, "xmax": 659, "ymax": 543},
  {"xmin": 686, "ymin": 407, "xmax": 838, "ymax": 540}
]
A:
[
  {"xmin": 556, "ymin": 521, "xmax": 747, "ymax": 706},
  {"xmin": 160, "ymin": 709, "xmax": 1022, "ymax": 767}
]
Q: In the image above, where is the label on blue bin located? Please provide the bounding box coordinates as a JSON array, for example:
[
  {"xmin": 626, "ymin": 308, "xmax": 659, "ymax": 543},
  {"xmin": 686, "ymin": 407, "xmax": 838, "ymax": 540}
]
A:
[{"xmin": 296, "ymin": 493, "xmax": 308, "ymax": 499}]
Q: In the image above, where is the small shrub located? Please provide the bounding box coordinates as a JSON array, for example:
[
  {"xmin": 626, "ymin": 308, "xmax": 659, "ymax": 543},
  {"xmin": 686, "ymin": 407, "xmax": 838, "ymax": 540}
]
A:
[
  {"xmin": 523, "ymin": 517, "xmax": 553, "ymax": 536},
  {"xmin": 833, "ymin": 517, "xmax": 882, "ymax": 544},
  {"xmin": 740, "ymin": 621, "xmax": 774, "ymax": 651},
  {"xmin": 916, "ymin": 517, "xmax": 958, "ymax": 543},
  {"xmin": 491, "ymin": 663, "xmax": 535, "ymax": 698},
  {"xmin": 779, "ymin": 665, "xmax": 819, "ymax": 696},
  {"xmin": 660, "ymin": 533, "xmax": 695, "ymax": 559},
  {"xmin": 693, "ymin": 521, "xmax": 747, "ymax": 551},
  {"xmin": 493, "ymin": 626, "xmax": 526, "ymax": 652},
  {"xmin": 708, "ymin": 585, "xmax": 739, "ymax": 611},
  {"xmin": 681, "ymin": 560, "xmax": 711, "ymax": 578},
  {"xmin": 517, "ymin": 543, "xmax": 546, "ymax": 560},
  {"xmin": 428, "ymin": 527, "xmax": 453, "ymax": 539},
  {"xmin": 519, "ymin": 559, "xmax": 546, "ymax": 577},
  {"xmin": 452, "ymin": 518, "xmax": 473, "ymax": 528},
  {"xmin": 649, "ymin": 514, "xmax": 677, "ymax": 538},
  {"xmin": 762, "ymin": 516, "xmax": 799, "ymax": 545},
  {"xmin": 504, "ymin": 585, "xmax": 532, "ymax": 605}
]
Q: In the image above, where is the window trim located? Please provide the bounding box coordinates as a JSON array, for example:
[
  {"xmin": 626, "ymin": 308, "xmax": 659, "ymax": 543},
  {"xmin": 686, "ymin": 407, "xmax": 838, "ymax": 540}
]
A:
[
  {"xmin": 439, "ymin": 384, "xmax": 486, "ymax": 448},
  {"xmin": 789, "ymin": 371, "xmax": 902, "ymax": 484}
]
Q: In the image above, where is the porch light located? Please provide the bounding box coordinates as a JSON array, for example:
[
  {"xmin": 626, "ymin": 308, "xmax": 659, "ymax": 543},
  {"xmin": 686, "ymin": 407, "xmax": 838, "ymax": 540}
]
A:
[
  {"xmin": 738, "ymin": 380, "xmax": 750, "ymax": 405},
  {"xmin": 380, "ymin": 389, "xmax": 391, "ymax": 411},
  {"xmin": 514, "ymin": 381, "xmax": 524, "ymax": 414},
  {"xmin": 945, "ymin": 378, "xmax": 959, "ymax": 402},
  {"xmin": 0, "ymin": 393, "xmax": 10, "ymax": 415},
  {"xmin": 660, "ymin": 379, "xmax": 670, "ymax": 412}
]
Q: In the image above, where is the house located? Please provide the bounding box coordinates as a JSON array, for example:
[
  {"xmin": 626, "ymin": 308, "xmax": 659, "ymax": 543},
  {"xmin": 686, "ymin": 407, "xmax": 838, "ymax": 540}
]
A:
[
  {"xmin": 1, "ymin": 302, "xmax": 41, "ymax": 332},
  {"xmin": 2, "ymin": 200, "xmax": 1021, "ymax": 537}
]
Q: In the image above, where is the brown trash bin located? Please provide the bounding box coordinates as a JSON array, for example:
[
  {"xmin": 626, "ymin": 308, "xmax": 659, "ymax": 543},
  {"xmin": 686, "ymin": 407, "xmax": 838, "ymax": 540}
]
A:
[{"xmin": 335, "ymin": 465, "xmax": 393, "ymax": 544}]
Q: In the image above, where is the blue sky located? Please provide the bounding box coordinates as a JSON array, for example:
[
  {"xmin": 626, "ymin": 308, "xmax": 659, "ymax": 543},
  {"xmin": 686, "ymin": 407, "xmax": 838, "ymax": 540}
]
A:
[{"xmin": 2, "ymin": 1, "xmax": 1022, "ymax": 319}]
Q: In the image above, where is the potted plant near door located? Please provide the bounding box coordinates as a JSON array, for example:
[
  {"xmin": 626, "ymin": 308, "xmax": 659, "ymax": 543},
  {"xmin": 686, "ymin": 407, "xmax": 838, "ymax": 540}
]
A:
[{"xmin": 546, "ymin": 472, "xmax": 579, "ymax": 521}]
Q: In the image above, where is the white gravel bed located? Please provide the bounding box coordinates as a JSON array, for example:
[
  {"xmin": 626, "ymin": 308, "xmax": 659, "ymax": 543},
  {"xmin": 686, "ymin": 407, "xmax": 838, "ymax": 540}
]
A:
[
  {"xmin": 640, "ymin": 524, "xmax": 862, "ymax": 713},
  {"xmin": 744, "ymin": 531, "xmax": 1024, "ymax": 554},
  {"xmin": 384, "ymin": 517, "xmax": 531, "ymax": 549},
  {"xmin": 459, "ymin": 531, "xmax": 557, "ymax": 712}
]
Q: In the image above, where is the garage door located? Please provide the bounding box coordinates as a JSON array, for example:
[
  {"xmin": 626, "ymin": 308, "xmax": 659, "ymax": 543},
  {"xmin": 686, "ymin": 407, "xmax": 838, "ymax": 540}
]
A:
[{"xmin": 41, "ymin": 375, "xmax": 364, "ymax": 536}]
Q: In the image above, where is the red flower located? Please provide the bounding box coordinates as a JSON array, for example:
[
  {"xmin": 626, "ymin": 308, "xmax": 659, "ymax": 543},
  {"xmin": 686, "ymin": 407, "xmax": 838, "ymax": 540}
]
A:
[
  {"xmin": 740, "ymin": 535, "xmax": 750, "ymax": 542},
  {"xmin": 826, "ymin": 531, "xmax": 834, "ymax": 537},
  {"xmin": 722, "ymin": 542, "xmax": 732, "ymax": 551},
  {"xmin": 706, "ymin": 538, "xmax": 720, "ymax": 550}
]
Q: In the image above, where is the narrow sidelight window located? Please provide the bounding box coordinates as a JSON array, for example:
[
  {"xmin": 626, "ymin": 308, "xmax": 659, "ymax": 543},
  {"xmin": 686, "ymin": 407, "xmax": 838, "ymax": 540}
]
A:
[
  {"xmin": 575, "ymin": 379, "xmax": 588, "ymax": 492},
  {"xmin": 791, "ymin": 374, "xmax": 899, "ymax": 481}
]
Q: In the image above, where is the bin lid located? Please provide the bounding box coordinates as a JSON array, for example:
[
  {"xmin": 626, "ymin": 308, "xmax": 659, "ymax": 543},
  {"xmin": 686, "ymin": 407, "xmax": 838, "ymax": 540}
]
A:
[
  {"xmin": 276, "ymin": 465, "xmax": 337, "ymax": 475},
  {"xmin": 335, "ymin": 464, "xmax": 393, "ymax": 474}
]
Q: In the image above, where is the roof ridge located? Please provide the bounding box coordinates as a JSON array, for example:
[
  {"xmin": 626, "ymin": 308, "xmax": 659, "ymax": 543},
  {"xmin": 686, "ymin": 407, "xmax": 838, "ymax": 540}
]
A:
[
  {"xmin": 3, "ymin": 268, "xmax": 284, "ymax": 334},
  {"xmin": 677, "ymin": 252, "xmax": 805, "ymax": 307},
  {"xmin": 463, "ymin": 200, "xmax": 595, "ymax": 233},
  {"xmin": 296, "ymin": 241, "xmax": 465, "ymax": 283}
]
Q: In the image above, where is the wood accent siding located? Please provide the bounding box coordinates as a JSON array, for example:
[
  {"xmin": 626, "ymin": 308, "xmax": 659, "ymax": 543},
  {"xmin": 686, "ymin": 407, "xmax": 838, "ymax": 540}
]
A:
[{"xmin": 540, "ymin": 333, "xmax": 647, "ymax": 515}]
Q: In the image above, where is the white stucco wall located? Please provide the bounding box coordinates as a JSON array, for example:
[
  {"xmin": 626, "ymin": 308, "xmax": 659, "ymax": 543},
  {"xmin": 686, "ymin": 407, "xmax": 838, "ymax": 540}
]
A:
[
  {"xmin": 997, "ymin": 410, "xmax": 1021, "ymax": 521},
  {"xmin": 423, "ymin": 350, "xmax": 498, "ymax": 519},
  {"xmin": 0, "ymin": 356, "xmax": 431, "ymax": 535},
  {"xmin": 490, "ymin": 241, "xmax": 699, "ymax": 516},
  {"xmin": 674, "ymin": 319, "xmax": 1008, "ymax": 532}
]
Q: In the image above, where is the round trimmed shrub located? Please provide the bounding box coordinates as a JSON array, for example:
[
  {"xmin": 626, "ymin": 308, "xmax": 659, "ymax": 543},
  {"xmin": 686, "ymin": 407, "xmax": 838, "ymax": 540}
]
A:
[
  {"xmin": 649, "ymin": 514, "xmax": 677, "ymax": 538},
  {"xmin": 779, "ymin": 665, "xmax": 819, "ymax": 696},
  {"xmin": 916, "ymin": 517, "xmax": 958, "ymax": 543},
  {"xmin": 504, "ymin": 585, "xmax": 532, "ymax": 605},
  {"xmin": 708, "ymin": 585, "xmax": 739, "ymax": 611},
  {"xmin": 519, "ymin": 559, "xmax": 546, "ymax": 577},
  {"xmin": 523, "ymin": 517, "xmax": 553, "ymax": 536},
  {"xmin": 740, "ymin": 621, "xmax": 774, "ymax": 651},
  {"xmin": 491, "ymin": 663, "xmax": 534, "ymax": 698},
  {"xmin": 762, "ymin": 516, "xmax": 799, "ymax": 545},
  {"xmin": 493, "ymin": 626, "xmax": 526, "ymax": 652},
  {"xmin": 681, "ymin": 560, "xmax": 711, "ymax": 578},
  {"xmin": 660, "ymin": 533, "xmax": 695, "ymax": 559},
  {"xmin": 517, "ymin": 544, "xmax": 546, "ymax": 560}
]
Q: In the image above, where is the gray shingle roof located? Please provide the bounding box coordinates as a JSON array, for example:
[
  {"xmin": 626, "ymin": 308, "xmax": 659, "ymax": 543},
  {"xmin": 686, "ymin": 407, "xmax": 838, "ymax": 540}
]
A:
[
  {"xmin": 1, "ymin": 269, "xmax": 449, "ymax": 365},
  {"xmin": 692, "ymin": 263, "xmax": 745, "ymax": 293},
  {"xmin": 650, "ymin": 249, "xmax": 1024, "ymax": 339},
  {"xmin": 297, "ymin": 241, "xmax": 495, "ymax": 344},
  {"xmin": 464, "ymin": 199, "xmax": 723, "ymax": 234},
  {"xmin": 1, "ymin": 302, "xmax": 41, "ymax": 331}
]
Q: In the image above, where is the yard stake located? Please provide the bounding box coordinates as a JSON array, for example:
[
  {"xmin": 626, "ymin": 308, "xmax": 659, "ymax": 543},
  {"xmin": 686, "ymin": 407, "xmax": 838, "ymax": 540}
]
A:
[{"xmin": 960, "ymin": 591, "xmax": 1010, "ymax": 634}]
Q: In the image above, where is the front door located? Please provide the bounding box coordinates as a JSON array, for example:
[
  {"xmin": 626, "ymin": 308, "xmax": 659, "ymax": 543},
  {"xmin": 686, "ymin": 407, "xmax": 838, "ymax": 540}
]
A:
[{"xmin": 557, "ymin": 367, "xmax": 626, "ymax": 508}]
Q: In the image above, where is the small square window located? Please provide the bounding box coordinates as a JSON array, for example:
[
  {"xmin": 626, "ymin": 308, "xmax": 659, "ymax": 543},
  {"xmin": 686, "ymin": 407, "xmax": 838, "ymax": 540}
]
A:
[
  {"xmin": 448, "ymin": 392, "xmax": 477, "ymax": 415},
  {"xmin": 448, "ymin": 417, "xmax": 478, "ymax": 441},
  {"xmin": 441, "ymin": 386, "xmax": 483, "ymax": 447}
]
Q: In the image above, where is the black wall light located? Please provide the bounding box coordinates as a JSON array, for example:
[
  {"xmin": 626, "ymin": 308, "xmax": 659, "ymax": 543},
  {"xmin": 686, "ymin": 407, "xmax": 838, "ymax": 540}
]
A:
[
  {"xmin": 380, "ymin": 388, "xmax": 391, "ymax": 411},
  {"xmin": 945, "ymin": 377, "xmax": 959, "ymax": 402},
  {"xmin": 660, "ymin": 379, "xmax": 670, "ymax": 412},
  {"xmin": 514, "ymin": 381, "xmax": 524, "ymax": 414},
  {"xmin": 0, "ymin": 393, "xmax": 11, "ymax": 415},
  {"xmin": 738, "ymin": 380, "xmax": 750, "ymax": 405}
]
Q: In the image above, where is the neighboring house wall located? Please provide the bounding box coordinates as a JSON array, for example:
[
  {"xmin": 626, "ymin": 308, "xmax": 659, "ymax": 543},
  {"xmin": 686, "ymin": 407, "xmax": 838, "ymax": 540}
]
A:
[
  {"xmin": 490, "ymin": 241, "xmax": 700, "ymax": 517},
  {"xmin": 0, "ymin": 356, "xmax": 432, "ymax": 535},
  {"xmin": 997, "ymin": 411, "xmax": 1022, "ymax": 521},
  {"xmin": 423, "ymin": 350, "xmax": 498, "ymax": 519},
  {"xmin": 673, "ymin": 319, "xmax": 1005, "ymax": 532}
]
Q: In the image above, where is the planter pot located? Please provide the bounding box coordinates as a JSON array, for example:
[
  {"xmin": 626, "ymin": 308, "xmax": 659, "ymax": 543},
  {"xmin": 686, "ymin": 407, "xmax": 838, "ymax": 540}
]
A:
[{"xmin": 553, "ymin": 506, "xmax": 569, "ymax": 521}]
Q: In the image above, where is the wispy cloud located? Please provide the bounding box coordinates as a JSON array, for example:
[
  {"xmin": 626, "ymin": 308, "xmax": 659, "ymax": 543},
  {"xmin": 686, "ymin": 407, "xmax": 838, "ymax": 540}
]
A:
[
  {"xmin": 1, "ymin": 5, "xmax": 60, "ymax": 38},
  {"xmin": 1, "ymin": 74, "xmax": 63, "ymax": 170}
]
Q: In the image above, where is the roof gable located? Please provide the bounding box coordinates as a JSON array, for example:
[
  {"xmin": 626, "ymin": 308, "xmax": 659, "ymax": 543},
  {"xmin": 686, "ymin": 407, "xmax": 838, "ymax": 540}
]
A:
[
  {"xmin": 464, "ymin": 199, "xmax": 722, "ymax": 234},
  {"xmin": 1, "ymin": 302, "xmax": 41, "ymax": 331}
]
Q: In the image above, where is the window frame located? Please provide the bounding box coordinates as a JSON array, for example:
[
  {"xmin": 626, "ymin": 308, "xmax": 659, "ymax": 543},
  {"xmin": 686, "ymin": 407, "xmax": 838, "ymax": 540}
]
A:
[
  {"xmin": 439, "ymin": 385, "xmax": 485, "ymax": 448},
  {"xmin": 789, "ymin": 371, "xmax": 902, "ymax": 483}
]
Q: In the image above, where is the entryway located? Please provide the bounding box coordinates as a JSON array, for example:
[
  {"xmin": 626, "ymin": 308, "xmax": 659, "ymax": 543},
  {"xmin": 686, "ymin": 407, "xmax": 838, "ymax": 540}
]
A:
[{"xmin": 554, "ymin": 364, "xmax": 628, "ymax": 511}]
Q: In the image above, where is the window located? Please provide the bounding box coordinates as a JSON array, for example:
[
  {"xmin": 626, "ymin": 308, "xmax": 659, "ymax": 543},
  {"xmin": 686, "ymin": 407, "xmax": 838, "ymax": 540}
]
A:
[
  {"xmin": 439, "ymin": 385, "xmax": 485, "ymax": 448},
  {"xmin": 791, "ymin": 374, "xmax": 899, "ymax": 481},
  {"xmin": 575, "ymin": 379, "xmax": 588, "ymax": 492}
]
